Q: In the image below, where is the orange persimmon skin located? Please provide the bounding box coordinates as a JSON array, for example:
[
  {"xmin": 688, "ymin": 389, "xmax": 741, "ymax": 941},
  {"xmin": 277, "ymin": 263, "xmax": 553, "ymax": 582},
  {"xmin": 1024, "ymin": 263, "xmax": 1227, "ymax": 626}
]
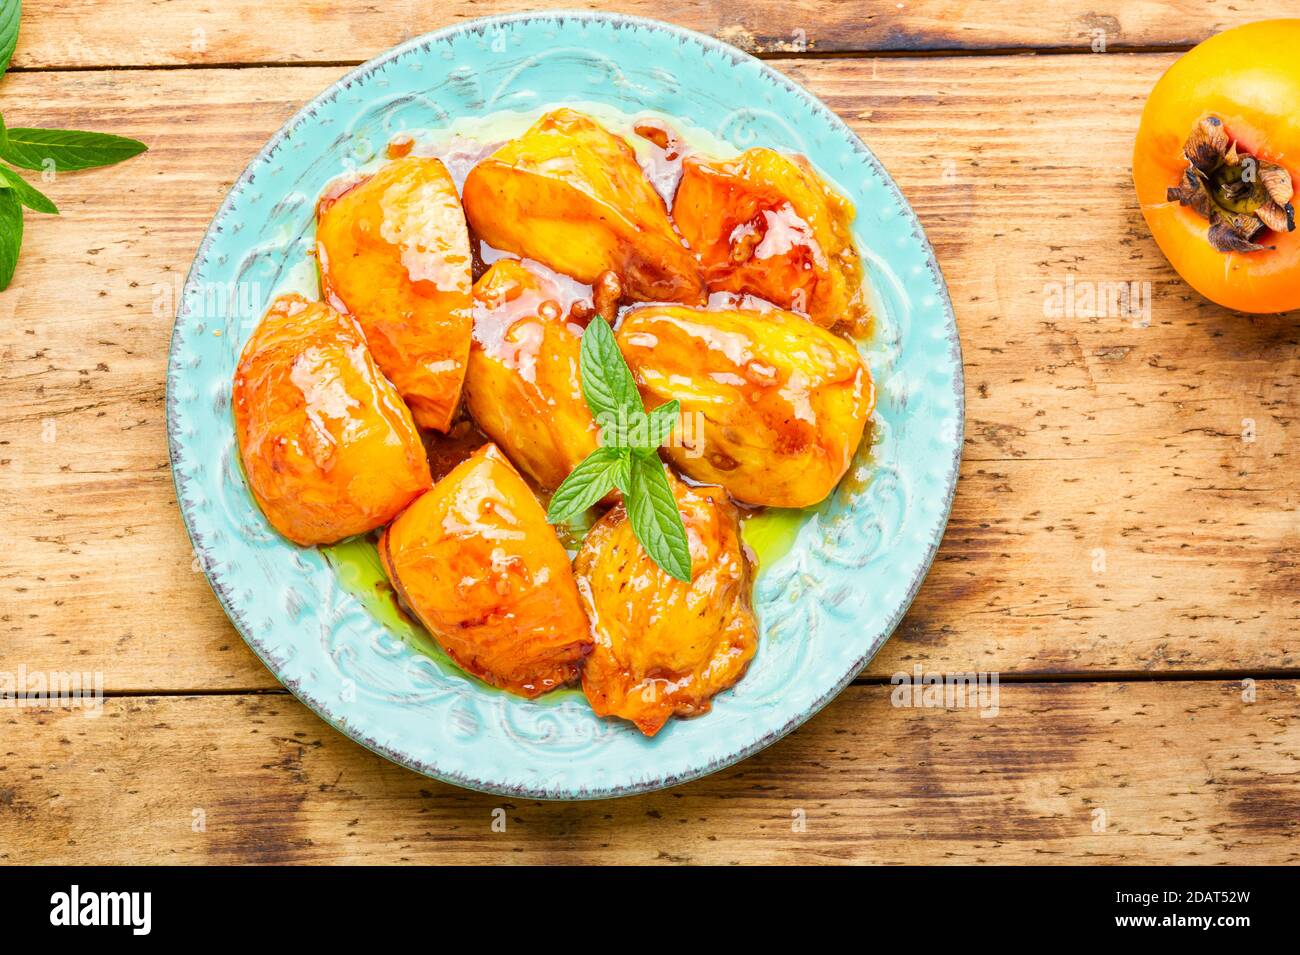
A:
[
  {"xmin": 462, "ymin": 109, "xmax": 704, "ymax": 304},
  {"xmin": 317, "ymin": 156, "xmax": 473, "ymax": 431},
  {"xmin": 233, "ymin": 294, "xmax": 432, "ymax": 546},
  {"xmin": 673, "ymin": 147, "xmax": 866, "ymax": 329},
  {"xmin": 1133, "ymin": 19, "xmax": 1300, "ymax": 314},
  {"xmin": 464, "ymin": 260, "xmax": 600, "ymax": 491},
  {"xmin": 617, "ymin": 305, "xmax": 874, "ymax": 508},
  {"xmin": 378, "ymin": 443, "xmax": 592, "ymax": 698},
  {"xmin": 576, "ymin": 471, "xmax": 757, "ymax": 737}
]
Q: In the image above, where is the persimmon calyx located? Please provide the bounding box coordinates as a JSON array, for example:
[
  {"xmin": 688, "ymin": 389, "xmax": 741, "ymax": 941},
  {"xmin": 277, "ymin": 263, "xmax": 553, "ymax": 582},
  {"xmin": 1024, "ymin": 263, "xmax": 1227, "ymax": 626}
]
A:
[{"xmin": 1166, "ymin": 115, "xmax": 1296, "ymax": 253}]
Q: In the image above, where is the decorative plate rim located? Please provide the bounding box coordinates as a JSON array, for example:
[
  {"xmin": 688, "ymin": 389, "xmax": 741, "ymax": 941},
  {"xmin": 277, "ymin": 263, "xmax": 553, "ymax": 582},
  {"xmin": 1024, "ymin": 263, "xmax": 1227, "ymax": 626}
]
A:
[{"xmin": 165, "ymin": 9, "xmax": 965, "ymax": 800}]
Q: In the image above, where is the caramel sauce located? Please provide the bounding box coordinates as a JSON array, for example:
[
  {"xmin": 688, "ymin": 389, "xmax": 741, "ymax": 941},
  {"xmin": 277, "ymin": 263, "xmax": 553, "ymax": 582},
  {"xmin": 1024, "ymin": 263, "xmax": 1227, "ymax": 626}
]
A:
[
  {"xmin": 634, "ymin": 118, "xmax": 690, "ymax": 206},
  {"xmin": 315, "ymin": 173, "xmax": 367, "ymax": 214},
  {"xmin": 386, "ymin": 135, "xmax": 415, "ymax": 159},
  {"xmin": 422, "ymin": 416, "xmax": 492, "ymax": 483}
]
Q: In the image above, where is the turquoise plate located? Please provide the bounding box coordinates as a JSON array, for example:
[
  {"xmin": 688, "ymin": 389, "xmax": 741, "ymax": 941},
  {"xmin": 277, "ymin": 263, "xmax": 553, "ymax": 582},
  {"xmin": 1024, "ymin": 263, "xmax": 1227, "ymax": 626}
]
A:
[{"xmin": 167, "ymin": 12, "xmax": 963, "ymax": 799}]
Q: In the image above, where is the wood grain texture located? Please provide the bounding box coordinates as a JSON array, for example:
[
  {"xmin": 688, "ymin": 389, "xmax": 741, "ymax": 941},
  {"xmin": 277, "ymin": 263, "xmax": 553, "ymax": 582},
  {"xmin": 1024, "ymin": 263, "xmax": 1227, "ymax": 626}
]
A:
[
  {"xmin": 2, "ymin": 54, "xmax": 1297, "ymax": 691},
  {"xmin": 8, "ymin": 0, "xmax": 1300, "ymax": 67},
  {"xmin": 1, "ymin": 681, "xmax": 1295, "ymax": 864}
]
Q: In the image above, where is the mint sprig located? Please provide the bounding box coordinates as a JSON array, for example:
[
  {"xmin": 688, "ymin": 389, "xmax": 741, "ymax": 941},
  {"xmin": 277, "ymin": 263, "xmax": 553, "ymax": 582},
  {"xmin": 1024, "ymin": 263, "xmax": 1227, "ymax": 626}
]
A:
[
  {"xmin": 547, "ymin": 315, "xmax": 693, "ymax": 583},
  {"xmin": 0, "ymin": 1, "xmax": 149, "ymax": 290}
]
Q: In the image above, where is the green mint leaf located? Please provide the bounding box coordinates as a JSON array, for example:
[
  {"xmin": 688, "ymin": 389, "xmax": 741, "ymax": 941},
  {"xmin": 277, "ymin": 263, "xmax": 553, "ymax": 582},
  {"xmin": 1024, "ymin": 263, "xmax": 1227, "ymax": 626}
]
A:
[
  {"xmin": 0, "ymin": 188, "xmax": 23, "ymax": 290},
  {"xmin": 0, "ymin": 112, "xmax": 8, "ymax": 149},
  {"xmin": 610, "ymin": 455, "xmax": 633, "ymax": 496},
  {"xmin": 626, "ymin": 455, "xmax": 692, "ymax": 583},
  {"xmin": 594, "ymin": 408, "xmax": 634, "ymax": 449},
  {"xmin": 0, "ymin": 128, "xmax": 148, "ymax": 172},
  {"xmin": 566, "ymin": 317, "xmax": 693, "ymax": 582},
  {"xmin": 637, "ymin": 400, "xmax": 681, "ymax": 453},
  {"xmin": 601, "ymin": 400, "xmax": 682, "ymax": 452},
  {"xmin": 580, "ymin": 315, "xmax": 642, "ymax": 425},
  {"xmin": 0, "ymin": 165, "xmax": 56, "ymax": 214},
  {"xmin": 0, "ymin": 1, "xmax": 19, "ymax": 76},
  {"xmin": 546, "ymin": 446, "xmax": 629, "ymax": 525}
]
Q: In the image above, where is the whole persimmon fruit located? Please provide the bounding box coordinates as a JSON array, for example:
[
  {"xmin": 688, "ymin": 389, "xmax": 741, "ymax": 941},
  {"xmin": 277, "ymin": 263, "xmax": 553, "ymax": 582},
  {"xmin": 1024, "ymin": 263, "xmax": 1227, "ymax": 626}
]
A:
[{"xmin": 1133, "ymin": 19, "xmax": 1300, "ymax": 313}]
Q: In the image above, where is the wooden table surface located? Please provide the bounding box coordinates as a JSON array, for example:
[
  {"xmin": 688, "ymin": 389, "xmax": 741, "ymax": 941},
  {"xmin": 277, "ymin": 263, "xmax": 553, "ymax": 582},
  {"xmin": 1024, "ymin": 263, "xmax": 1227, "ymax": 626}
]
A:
[{"xmin": 2, "ymin": 0, "xmax": 1298, "ymax": 865}]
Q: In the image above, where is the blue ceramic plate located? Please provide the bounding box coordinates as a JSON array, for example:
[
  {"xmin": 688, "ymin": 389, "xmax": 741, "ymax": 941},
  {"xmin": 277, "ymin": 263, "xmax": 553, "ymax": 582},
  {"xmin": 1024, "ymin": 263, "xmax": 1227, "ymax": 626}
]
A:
[{"xmin": 167, "ymin": 12, "xmax": 963, "ymax": 799}]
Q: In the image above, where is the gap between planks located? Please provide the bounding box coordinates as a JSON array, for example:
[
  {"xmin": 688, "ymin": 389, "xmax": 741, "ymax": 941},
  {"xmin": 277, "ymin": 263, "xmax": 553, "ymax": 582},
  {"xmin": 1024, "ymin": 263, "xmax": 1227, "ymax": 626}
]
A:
[
  {"xmin": 99, "ymin": 669, "xmax": 1299, "ymax": 698},
  {"xmin": 1, "ymin": 44, "xmax": 1201, "ymax": 75}
]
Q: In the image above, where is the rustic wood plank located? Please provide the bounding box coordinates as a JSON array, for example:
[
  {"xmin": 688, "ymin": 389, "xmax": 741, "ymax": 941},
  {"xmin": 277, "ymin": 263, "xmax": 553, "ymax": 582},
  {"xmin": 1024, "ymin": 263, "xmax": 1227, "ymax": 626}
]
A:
[
  {"xmin": 9, "ymin": 0, "xmax": 1300, "ymax": 67},
  {"xmin": 1, "ymin": 681, "xmax": 1296, "ymax": 864},
  {"xmin": 1, "ymin": 55, "xmax": 1297, "ymax": 692}
]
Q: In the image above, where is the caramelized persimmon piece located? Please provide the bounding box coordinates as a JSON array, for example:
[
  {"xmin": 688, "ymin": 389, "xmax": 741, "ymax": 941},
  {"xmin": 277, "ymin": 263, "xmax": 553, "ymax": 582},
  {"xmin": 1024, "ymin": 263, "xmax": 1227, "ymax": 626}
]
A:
[
  {"xmin": 464, "ymin": 260, "xmax": 600, "ymax": 491},
  {"xmin": 617, "ymin": 305, "xmax": 873, "ymax": 508},
  {"xmin": 672, "ymin": 147, "xmax": 866, "ymax": 329},
  {"xmin": 462, "ymin": 109, "xmax": 703, "ymax": 304},
  {"xmin": 233, "ymin": 294, "xmax": 432, "ymax": 546},
  {"xmin": 577, "ymin": 471, "xmax": 757, "ymax": 736},
  {"xmin": 379, "ymin": 444, "xmax": 592, "ymax": 698},
  {"xmin": 317, "ymin": 156, "xmax": 472, "ymax": 432}
]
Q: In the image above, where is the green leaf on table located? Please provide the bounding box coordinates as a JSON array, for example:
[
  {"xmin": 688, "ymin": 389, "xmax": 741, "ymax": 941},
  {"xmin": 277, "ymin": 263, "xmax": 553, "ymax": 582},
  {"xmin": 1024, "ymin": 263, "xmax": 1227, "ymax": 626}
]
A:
[
  {"xmin": 546, "ymin": 446, "xmax": 629, "ymax": 525},
  {"xmin": 0, "ymin": 0, "xmax": 20, "ymax": 77},
  {"xmin": 579, "ymin": 315, "xmax": 642, "ymax": 423},
  {"xmin": 625, "ymin": 454, "xmax": 692, "ymax": 583},
  {"xmin": 0, "ymin": 164, "xmax": 56, "ymax": 213},
  {"xmin": 0, "ymin": 188, "xmax": 24, "ymax": 290},
  {"xmin": 0, "ymin": 128, "xmax": 148, "ymax": 172}
]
